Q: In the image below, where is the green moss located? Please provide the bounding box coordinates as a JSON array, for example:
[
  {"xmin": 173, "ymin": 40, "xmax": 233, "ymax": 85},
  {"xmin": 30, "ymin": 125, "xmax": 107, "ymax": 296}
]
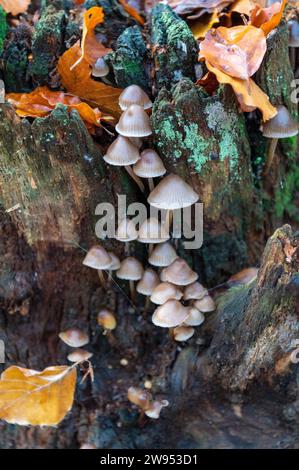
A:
[
  {"xmin": 274, "ymin": 165, "xmax": 299, "ymax": 221},
  {"xmin": 0, "ymin": 6, "xmax": 7, "ymax": 53}
]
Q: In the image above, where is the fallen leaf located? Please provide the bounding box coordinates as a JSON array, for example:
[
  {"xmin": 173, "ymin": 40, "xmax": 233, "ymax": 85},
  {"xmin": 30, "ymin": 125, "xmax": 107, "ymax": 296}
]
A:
[
  {"xmin": 119, "ymin": 0, "xmax": 145, "ymax": 25},
  {"xmin": 206, "ymin": 61, "xmax": 277, "ymax": 121},
  {"xmin": 0, "ymin": 365, "xmax": 77, "ymax": 426},
  {"xmin": 250, "ymin": 0, "xmax": 286, "ymax": 36},
  {"xmin": 200, "ymin": 25, "xmax": 267, "ymax": 80},
  {"xmin": 71, "ymin": 7, "xmax": 112, "ymax": 70},
  {"xmin": 0, "ymin": 0, "xmax": 30, "ymax": 15},
  {"xmin": 58, "ymin": 42, "xmax": 122, "ymax": 118},
  {"xmin": 230, "ymin": 0, "xmax": 257, "ymax": 16},
  {"xmin": 191, "ymin": 11, "xmax": 219, "ymax": 40}
]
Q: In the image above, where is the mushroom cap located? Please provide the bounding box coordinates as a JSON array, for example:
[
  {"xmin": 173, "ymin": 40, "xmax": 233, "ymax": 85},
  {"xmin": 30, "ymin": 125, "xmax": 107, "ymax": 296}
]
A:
[
  {"xmin": 183, "ymin": 282, "xmax": 208, "ymax": 301},
  {"xmin": 228, "ymin": 267, "xmax": 258, "ymax": 286},
  {"xmin": 262, "ymin": 105, "xmax": 298, "ymax": 138},
  {"xmin": 129, "ymin": 137, "xmax": 143, "ymax": 149},
  {"xmin": 67, "ymin": 349, "xmax": 93, "ymax": 363},
  {"xmin": 288, "ymin": 20, "xmax": 299, "ymax": 47},
  {"xmin": 119, "ymin": 85, "xmax": 152, "ymax": 111},
  {"xmin": 116, "ymin": 104, "xmax": 152, "ymax": 138},
  {"xmin": 173, "ymin": 326, "xmax": 195, "ymax": 342},
  {"xmin": 148, "ymin": 242, "xmax": 178, "ymax": 267},
  {"xmin": 160, "ymin": 258, "xmax": 198, "ymax": 286},
  {"xmin": 116, "ymin": 218, "xmax": 138, "ymax": 242},
  {"xmin": 127, "ymin": 386, "xmax": 152, "ymax": 410},
  {"xmin": 104, "ymin": 135, "xmax": 140, "ymax": 166},
  {"xmin": 133, "ymin": 149, "xmax": 166, "ymax": 178},
  {"xmin": 107, "ymin": 252, "xmax": 121, "ymax": 271},
  {"xmin": 59, "ymin": 328, "xmax": 89, "ymax": 348},
  {"xmin": 152, "ymin": 300, "xmax": 189, "ymax": 328},
  {"xmin": 83, "ymin": 245, "xmax": 112, "ymax": 270},
  {"xmin": 144, "ymin": 400, "xmax": 169, "ymax": 419},
  {"xmin": 97, "ymin": 309, "xmax": 117, "ymax": 330},
  {"xmin": 138, "ymin": 217, "xmax": 170, "ymax": 244},
  {"xmin": 136, "ymin": 268, "xmax": 160, "ymax": 296},
  {"xmin": 91, "ymin": 57, "xmax": 109, "ymax": 77},
  {"xmin": 80, "ymin": 443, "xmax": 97, "ymax": 450},
  {"xmin": 184, "ymin": 307, "xmax": 205, "ymax": 327},
  {"xmin": 148, "ymin": 173, "xmax": 199, "ymax": 210},
  {"xmin": 193, "ymin": 295, "xmax": 216, "ymax": 313},
  {"xmin": 150, "ymin": 282, "xmax": 183, "ymax": 305},
  {"xmin": 116, "ymin": 257, "xmax": 144, "ymax": 281}
]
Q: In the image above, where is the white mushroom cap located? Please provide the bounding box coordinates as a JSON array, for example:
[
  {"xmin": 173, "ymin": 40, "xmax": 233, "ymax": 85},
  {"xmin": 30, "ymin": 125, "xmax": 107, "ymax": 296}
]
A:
[
  {"xmin": 127, "ymin": 386, "xmax": 152, "ymax": 410},
  {"xmin": 193, "ymin": 295, "xmax": 216, "ymax": 313},
  {"xmin": 104, "ymin": 135, "xmax": 140, "ymax": 166},
  {"xmin": 67, "ymin": 349, "xmax": 93, "ymax": 363},
  {"xmin": 183, "ymin": 282, "xmax": 207, "ymax": 301},
  {"xmin": 91, "ymin": 57, "xmax": 109, "ymax": 77},
  {"xmin": 133, "ymin": 149, "xmax": 166, "ymax": 178},
  {"xmin": 138, "ymin": 217, "xmax": 170, "ymax": 244},
  {"xmin": 148, "ymin": 242, "xmax": 178, "ymax": 267},
  {"xmin": 116, "ymin": 257, "xmax": 144, "ymax": 281},
  {"xmin": 116, "ymin": 104, "xmax": 152, "ymax": 138},
  {"xmin": 83, "ymin": 245, "xmax": 112, "ymax": 270},
  {"xmin": 97, "ymin": 309, "xmax": 117, "ymax": 330},
  {"xmin": 107, "ymin": 252, "xmax": 121, "ymax": 271},
  {"xmin": 150, "ymin": 282, "xmax": 183, "ymax": 305},
  {"xmin": 136, "ymin": 268, "xmax": 160, "ymax": 296},
  {"xmin": 262, "ymin": 105, "xmax": 298, "ymax": 138},
  {"xmin": 129, "ymin": 137, "xmax": 143, "ymax": 149},
  {"xmin": 173, "ymin": 326, "xmax": 195, "ymax": 342},
  {"xmin": 160, "ymin": 258, "xmax": 198, "ymax": 286},
  {"xmin": 59, "ymin": 328, "xmax": 89, "ymax": 348},
  {"xmin": 152, "ymin": 300, "xmax": 189, "ymax": 328},
  {"xmin": 80, "ymin": 443, "xmax": 97, "ymax": 449},
  {"xmin": 184, "ymin": 307, "xmax": 205, "ymax": 326},
  {"xmin": 145, "ymin": 400, "xmax": 169, "ymax": 419},
  {"xmin": 116, "ymin": 218, "xmax": 138, "ymax": 242},
  {"xmin": 148, "ymin": 173, "xmax": 199, "ymax": 210},
  {"xmin": 119, "ymin": 85, "xmax": 152, "ymax": 111}
]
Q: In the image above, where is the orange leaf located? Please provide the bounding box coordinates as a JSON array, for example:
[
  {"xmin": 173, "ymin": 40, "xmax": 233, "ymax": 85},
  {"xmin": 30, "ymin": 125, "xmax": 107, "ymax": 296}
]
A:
[
  {"xmin": 190, "ymin": 11, "xmax": 219, "ymax": 40},
  {"xmin": 250, "ymin": 0, "xmax": 286, "ymax": 36},
  {"xmin": 200, "ymin": 25, "xmax": 267, "ymax": 80},
  {"xmin": 206, "ymin": 61, "xmax": 277, "ymax": 121},
  {"xmin": 0, "ymin": 365, "xmax": 77, "ymax": 426},
  {"xmin": 58, "ymin": 42, "xmax": 122, "ymax": 118},
  {"xmin": 119, "ymin": 0, "xmax": 145, "ymax": 25},
  {"xmin": 0, "ymin": 0, "xmax": 30, "ymax": 15},
  {"xmin": 71, "ymin": 7, "xmax": 112, "ymax": 70}
]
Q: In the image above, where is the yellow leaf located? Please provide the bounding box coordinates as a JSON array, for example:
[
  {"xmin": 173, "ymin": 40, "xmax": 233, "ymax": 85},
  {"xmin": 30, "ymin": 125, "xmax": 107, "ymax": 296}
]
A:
[
  {"xmin": 206, "ymin": 61, "xmax": 277, "ymax": 121},
  {"xmin": 119, "ymin": 0, "xmax": 145, "ymax": 25},
  {"xmin": 0, "ymin": 0, "xmax": 30, "ymax": 15},
  {"xmin": 191, "ymin": 11, "xmax": 219, "ymax": 40},
  {"xmin": 0, "ymin": 365, "xmax": 77, "ymax": 426},
  {"xmin": 250, "ymin": 0, "xmax": 286, "ymax": 36}
]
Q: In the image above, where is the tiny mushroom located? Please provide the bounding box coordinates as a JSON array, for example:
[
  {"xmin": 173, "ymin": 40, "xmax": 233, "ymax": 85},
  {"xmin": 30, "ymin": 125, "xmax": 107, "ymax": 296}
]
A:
[
  {"xmin": 138, "ymin": 217, "xmax": 170, "ymax": 254},
  {"xmin": 119, "ymin": 85, "xmax": 152, "ymax": 111},
  {"xmin": 173, "ymin": 326, "xmax": 195, "ymax": 342},
  {"xmin": 107, "ymin": 252, "xmax": 121, "ymax": 277},
  {"xmin": 193, "ymin": 295, "xmax": 216, "ymax": 313},
  {"xmin": 288, "ymin": 19, "xmax": 299, "ymax": 69},
  {"xmin": 59, "ymin": 328, "xmax": 89, "ymax": 348},
  {"xmin": 137, "ymin": 268, "xmax": 160, "ymax": 311},
  {"xmin": 184, "ymin": 307, "xmax": 205, "ymax": 327},
  {"xmin": 152, "ymin": 300, "xmax": 189, "ymax": 328},
  {"xmin": 262, "ymin": 105, "xmax": 298, "ymax": 175},
  {"xmin": 127, "ymin": 386, "xmax": 152, "ymax": 411},
  {"xmin": 160, "ymin": 258, "xmax": 198, "ymax": 286},
  {"xmin": 150, "ymin": 282, "xmax": 183, "ymax": 305},
  {"xmin": 67, "ymin": 349, "xmax": 93, "ymax": 363},
  {"xmin": 97, "ymin": 308, "xmax": 117, "ymax": 330},
  {"xmin": 148, "ymin": 241, "xmax": 178, "ymax": 267},
  {"xmin": 133, "ymin": 149, "xmax": 166, "ymax": 191},
  {"xmin": 115, "ymin": 217, "xmax": 138, "ymax": 254},
  {"xmin": 83, "ymin": 245, "xmax": 112, "ymax": 286},
  {"xmin": 116, "ymin": 256, "xmax": 144, "ymax": 300},
  {"xmin": 116, "ymin": 104, "xmax": 152, "ymax": 138},
  {"xmin": 91, "ymin": 57, "xmax": 109, "ymax": 78},
  {"xmin": 183, "ymin": 282, "xmax": 208, "ymax": 301},
  {"xmin": 145, "ymin": 400, "xmax": 169, "ymax": 419}
]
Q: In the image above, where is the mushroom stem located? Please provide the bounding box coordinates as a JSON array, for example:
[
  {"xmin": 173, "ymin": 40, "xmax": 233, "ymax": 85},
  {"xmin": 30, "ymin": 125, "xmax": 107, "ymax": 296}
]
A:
[
  {"xmin": 98, "ymin": 269, "xmax": 106, "ymax": 287},
  {"xmin": 144, "ymin": 296, "xmax": 151, "ymax": 314},
  {"xmin": 148, "ymin": 243, "xmax": 154, "ymax": 255},
  {"xmin": 129, "ymin": 280, "xmax": 136, "ymax": 302},
  {"xmin": 148, "ymin": 177, "xmax": 155, "ymax": 192},
  {"xmin": 125, "ymin": 241, "xmax": 130, "ymax": 255},
  {"xmin": 164, "ymin": 210, "xmax": 173, "ymax": 232},
  {"xmin": 264, "ymin": 138, "xmax": 278, "ymax": 175},
  {"xmin": 125, "ymin": 166, "xmax": 145, "ymax": 193}
]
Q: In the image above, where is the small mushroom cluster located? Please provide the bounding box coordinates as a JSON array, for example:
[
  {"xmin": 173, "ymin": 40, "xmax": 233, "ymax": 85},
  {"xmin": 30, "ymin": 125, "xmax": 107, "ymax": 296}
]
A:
[
  {"xmin": 59, "ymin": 327, "xmax": 93, "ymax": 363},
  {"xmin": 127, "ymin": 386, "xmax": 169, "ymax": 420}
]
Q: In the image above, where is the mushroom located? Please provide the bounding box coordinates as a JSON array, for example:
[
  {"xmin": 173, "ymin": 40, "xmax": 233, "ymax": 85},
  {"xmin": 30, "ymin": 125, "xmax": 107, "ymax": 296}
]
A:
[
  {"xmin": 152, "ymin": 300, "xmax": 189, "ymax": 328},
  {"xmin": 184, "ymin": 307, "xmax": 205, "ymax": 326},
  {"xmin": 160, "ymin": 258, "xmax": 198, "ymax": 286},
  {"xmin": 116, "ymin": 104, "xmax": 152, "ymax": 138},
  {"xmin": 127, "ymin": 386, "xmax": 152, "ymax": 411},
  {"xmin": 288, "ymin": 19, "xmax": 299, "ymax": 69},
  {"xmin": 148, "ymin": 173, "xmax": 199, "ymax": 229},
  {"xmin": 116, "ymin": 257, "xmax": 144, "ymax": 301},
  {"xmin": 173, "ymin": 326, "xmax": 195, "ymax": 342},
  {"xmin": 227, "ymin": 267, "xmax": 258, "ymax": 287},
  {"xmin": 133, "ymin": 149, "xmax": 166, "ymax": 191},
  {"xmin": 145, "ymin": 400, "xmax": 169, "ymax": 419},
  {"xmin": 183, "ymin": 282, "xmax": 208, "ymax": 301},
  {"xmin": 107, "ymin": 251, "xmax": 121, "ymax": 279},
  {"xmin": 59, "ymin": 328, "xmax": 89, "ymax": 348},
  {"xmin": 148, "ymin": 242, "xmax": 178, "ymax": 267},
  {"xmin": 138, "ymin": 217, "xmax": 170, "ymax": 254},
  {"xmin": 91, "ymin": 57, "xmax": 109, "ymax": 78},
  {"xmin": 83, "ymin": 245, "xmax": 112, "ymax": 287},
  {"xmin": 97, "ymin": 308, "xmax": 117, "ymax": 331},
  {"xmin": 119, "ymin": 85, "xmax": 152, "ymax": 111},
  {"xmin": 115, "ymin": 217, "xmax": 138, "ymax": 255},
  {"xmin": 136, "ymin": 268, "xmax": 160, "ymax": 311},
  {"xmin": 129, "ymin": 137, "xmax": 143, "ymax": 149},
  {"xmin": 150, "ymin": 282, "xmax": 183, "ymax": 305},
  {"xmin": 80, "ymin": 443, "xmax": 97, "ymax": 450},
  {"xmin": 67, "ymin": 349, "xmax": 93, "ymax": 363},
  {"xmin": 262, "ymin": 105, "xmax": 298, "ymax": 175},
  {"xmin": 193, "ymin": 295, "xmax": 216, "ymax": 313},
  {"xmin": 104, "ymin": 135, "xmax": 145, "ymax": 192}
]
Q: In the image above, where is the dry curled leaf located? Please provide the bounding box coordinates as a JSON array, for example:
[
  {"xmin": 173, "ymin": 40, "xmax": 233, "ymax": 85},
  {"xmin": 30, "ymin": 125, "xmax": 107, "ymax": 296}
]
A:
[
  {"xmin": 191, "ymin": 11, "xmax": 219, "ymax": 39},
  {"xmin": 0, "ymin": 365, "xmax": 77, "ymax": 426},
  {"xmin": 58, "ymin": 43, "xmax": 122, "ymax": 118},
  {"xmin": 250, "ymin": 0, "xmax": 286, "ymax": 36},
  {"xmin": 206, "ymin": 62, "xmax": 277, "ymax": 121},
  {"xmin": 119, "ymin": 0, "xmax": 145, "ymax": 25},
  {"xmin": 6, "ymin": 87, "xmax": 115, "ymax": 133},
  {"xmin": 0, "ymin": 0, "xmax": 30, "ymax": 15},
  {"xmin": 230, "ymin": 0, "xmax": 257, "ymax": 16},
  {"xmin": 200, "ymin": 25, "xmax": 267, "ymax": 80}
]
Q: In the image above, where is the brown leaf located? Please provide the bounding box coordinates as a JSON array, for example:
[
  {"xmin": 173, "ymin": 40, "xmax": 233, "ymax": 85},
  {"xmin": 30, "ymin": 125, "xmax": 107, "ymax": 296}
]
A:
[
  {"xmin": 250, "ymin": 0, "xmax": 286, "ymax": 36},
  {"xmin": 119, "ymin": 0, "xmax": 145, "ymax": 25},
  {"xmin": 58, "ymin": 42, "xmax": 122, "ymax": 118},
  {"xmin": 0, "ymin": 0, "xmax": 30, "ymax": 15},
  {"xmin": 230, "ymin": 0, "xmax": 257, "ymax": 16},
  {"xmin": 0, "ymin": 365, "xmax": 77, "ymax": 426}
]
